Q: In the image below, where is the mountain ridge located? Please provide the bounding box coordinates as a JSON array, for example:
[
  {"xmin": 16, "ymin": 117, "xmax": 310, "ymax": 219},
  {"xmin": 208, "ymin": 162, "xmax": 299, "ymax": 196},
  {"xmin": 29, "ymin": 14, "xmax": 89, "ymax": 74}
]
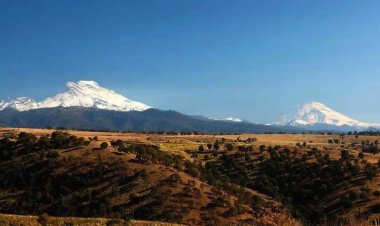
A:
[{"xmin": 0, "ymin": 107, "xmax": 298, "ymax": 133}]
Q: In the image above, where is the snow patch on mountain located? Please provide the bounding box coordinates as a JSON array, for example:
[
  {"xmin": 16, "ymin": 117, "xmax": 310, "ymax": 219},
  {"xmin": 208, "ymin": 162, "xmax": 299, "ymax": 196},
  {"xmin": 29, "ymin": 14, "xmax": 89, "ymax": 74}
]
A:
[
  {"xmin": 0, "ymin": 81, "xmax": 151, "ymax": 112},
  {"xmin": 0, "ymin": 97, "xmax": 39, "ymax": 111},
  {"xmin": 273, "ymin": 101, "xmax": 380, "ymax": 129},
  {"xmin": 224, "ymin": 117, "xmax": 243, "ymax": 122},
  {"xmin": 210, "ymin": 117, "xmax": 244, "ymax": 123}
]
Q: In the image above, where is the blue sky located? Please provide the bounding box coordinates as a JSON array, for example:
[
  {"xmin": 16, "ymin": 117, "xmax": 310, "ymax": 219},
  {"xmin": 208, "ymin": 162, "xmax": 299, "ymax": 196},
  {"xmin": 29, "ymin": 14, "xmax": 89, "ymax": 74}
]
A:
[{"xmin": 1, "ymin": 0, "xmax": 380, "ymax": 123}]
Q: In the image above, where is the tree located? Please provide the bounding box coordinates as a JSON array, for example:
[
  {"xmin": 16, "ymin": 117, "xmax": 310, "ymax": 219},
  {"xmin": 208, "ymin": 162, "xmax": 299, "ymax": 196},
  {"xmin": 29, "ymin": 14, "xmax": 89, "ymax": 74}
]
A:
[
  {"xmin": 213, "ymin": 142, "xmax": 220, "ymax": 151},
  {"xmin": 18, "ymin": 132, "xmax": 37, "ymax": 147},
  {"xmin": 37, "ymin": 213, "xmax": 50, "ymax": 226},
  {"xmin": 363, "ymin": 144, "xmax": 380, "ymax": 156},
  {"xmin": 111, "ymin": 139, "xmax": 124, "ymax": 148},
  {"xmin": 100, "ymin": 142, "xmax": 108, "ymax": 150},
  {"xmin": 46, "ymin": 150, "xmax": 60, "ymax": 159},
  {"xmin": 340, "ymin": 150, "xmax": 350, "ymax": 161},
  {"xmin": 238, "ymin": 146, "xmax": 246, "ymax": 153},
  {"xmin": 348, "ymin": 191, "xmax": 357, "ymax": 201},
  {"xmin": 370, "ymin": 146, "xmax": 380, "ymax": 156},
  {"xmin": 259, "ymin": 145, "xmax": 266, "ymax": 153},
  {"xmin": 204, "ymin": 155, "xmax": 210, "ymax": 161},
  {"xmin": 50, "ymin": 131, "xmax": 79, "ymax": 148},
  {"xmin": 225, "ymin": 143, "xmax": 233, "ymax": 152},
  {"xmin": 167, "ymin": 174, "xmax": 182, "ymax": 184},
  {"xmin": 186, "ymin": 167, "xmax": 200, "ymax": 178}
]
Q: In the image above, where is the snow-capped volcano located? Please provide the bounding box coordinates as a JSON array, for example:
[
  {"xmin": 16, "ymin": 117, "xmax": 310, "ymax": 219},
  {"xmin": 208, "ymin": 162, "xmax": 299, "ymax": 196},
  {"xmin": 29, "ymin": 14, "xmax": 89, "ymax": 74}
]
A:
[
  {"xmin": 273, "ymin": 101, "xmax": 380, "ymax": 129},
  {"xmin": 0, "ymin": 81, "xmax": 151, "ymax": 112}
]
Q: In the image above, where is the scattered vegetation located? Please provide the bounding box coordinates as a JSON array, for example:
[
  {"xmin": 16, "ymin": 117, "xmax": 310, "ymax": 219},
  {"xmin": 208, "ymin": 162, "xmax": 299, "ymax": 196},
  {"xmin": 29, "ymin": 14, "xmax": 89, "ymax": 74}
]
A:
[{"xmin": 1, "ymin": 129, "xmax": 380, "ymax": 225}]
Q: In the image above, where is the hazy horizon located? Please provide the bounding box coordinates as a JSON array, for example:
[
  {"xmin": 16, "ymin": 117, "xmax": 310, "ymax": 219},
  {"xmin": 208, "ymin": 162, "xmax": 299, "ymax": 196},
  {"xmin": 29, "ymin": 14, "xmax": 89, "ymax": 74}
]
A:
[{"xmin": 1, "ymin": 1, "xmax": 380, "ymax": 123}]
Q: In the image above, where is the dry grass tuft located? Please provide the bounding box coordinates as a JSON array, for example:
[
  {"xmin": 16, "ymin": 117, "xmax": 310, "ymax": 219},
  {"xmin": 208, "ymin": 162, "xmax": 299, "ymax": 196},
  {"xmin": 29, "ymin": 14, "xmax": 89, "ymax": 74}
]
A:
[
  {"xmin": 253, "ymin": 209, "xmax": 302, "ymax": 226},
  {"xmin": 320, "ymin": 216, "xmax": 372, "ymax": 226}
]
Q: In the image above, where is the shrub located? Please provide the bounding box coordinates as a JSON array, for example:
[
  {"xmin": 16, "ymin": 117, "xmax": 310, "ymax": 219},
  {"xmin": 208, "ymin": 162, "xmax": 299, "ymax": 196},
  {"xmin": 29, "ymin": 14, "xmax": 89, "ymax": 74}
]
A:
[
  {"xmin": 348, "ymin": 191, "xmax": 357, "ymax": 201},
  {"xmin": 186, "ymin": 166, "xmax": 201, "ymax": 178},
  {"xmin": 100, "ymin": 142, "xmax": 109, "ymax": 150},
  {"xmin": 37, "ymin": 213, "xmax": 50, "ymax": 226},
  {"xmin": 46, "ymin": 150, "xmax": 60, "ymax": 159},
  {"xmin": 167, "ymin": 174, "xmax": 182, "ymax": 184},
  {"xmin": 63, "ymin": 222, "xmax": 74, "ymax": 226},
  {"xmin": 225, "ymin": 143, "xmax": 234, "ymax": 151},
  {"xmin": 259, "ymin": 145, "xmax": 266, "ymax": 153}
]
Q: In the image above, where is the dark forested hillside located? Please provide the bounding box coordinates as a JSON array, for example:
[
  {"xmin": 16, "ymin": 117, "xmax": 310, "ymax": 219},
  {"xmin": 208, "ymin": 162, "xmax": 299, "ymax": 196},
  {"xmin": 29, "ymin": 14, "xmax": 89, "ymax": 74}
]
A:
[
  {"xmin": 205, "ymin": 145, "xmax": 380, "ymax": 224},
  {"xmin": 0, "ymin": 107, "xmax": 297, "ymax": 133}
]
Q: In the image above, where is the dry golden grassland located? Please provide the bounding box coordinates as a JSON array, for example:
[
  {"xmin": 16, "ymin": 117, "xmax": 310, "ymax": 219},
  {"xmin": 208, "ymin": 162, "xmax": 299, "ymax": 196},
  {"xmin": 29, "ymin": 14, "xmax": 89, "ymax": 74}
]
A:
[
  {"xmin": 3, "ymin": 127, "xmax": 380, "ymax": 162},
  {"xmin": 0, "ymin": 214, "xmax": 185, "ymax": 226},
  {"xmin": 3, "ymin": 127, "xmax": 380, "ymax": 177}
]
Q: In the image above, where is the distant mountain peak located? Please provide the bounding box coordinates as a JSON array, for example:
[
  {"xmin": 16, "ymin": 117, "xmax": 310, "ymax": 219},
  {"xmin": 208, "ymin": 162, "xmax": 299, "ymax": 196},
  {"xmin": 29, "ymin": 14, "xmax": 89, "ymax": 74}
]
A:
[
  {"xmin": 273, "ymin": 101, "xmax": 380, "ymax": 129},
  {"xmin": 0, "ymin": 80, "xmax": 152, "ymax": 112}
]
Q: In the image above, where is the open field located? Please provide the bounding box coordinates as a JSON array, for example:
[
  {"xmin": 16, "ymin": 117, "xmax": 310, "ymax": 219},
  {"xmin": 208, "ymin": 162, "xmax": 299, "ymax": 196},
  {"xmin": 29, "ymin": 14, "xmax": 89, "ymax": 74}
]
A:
[{"xmin": 2, "ymin": 127, "xmax": 380, "ymax": 163}]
